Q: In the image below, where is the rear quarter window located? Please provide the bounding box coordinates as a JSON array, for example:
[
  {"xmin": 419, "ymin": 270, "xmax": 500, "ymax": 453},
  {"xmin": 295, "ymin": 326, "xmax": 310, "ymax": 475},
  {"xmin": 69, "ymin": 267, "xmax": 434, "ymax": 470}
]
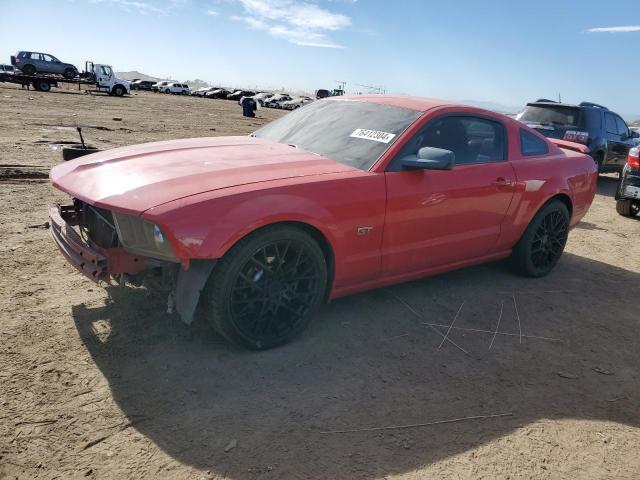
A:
[
  {"xmin": 605, "ymin": 113, "xmax": 617, "ymax": 134},
  {"xmin": 520, "ymin": 129, "xmax": 549, "ymax": 156}
]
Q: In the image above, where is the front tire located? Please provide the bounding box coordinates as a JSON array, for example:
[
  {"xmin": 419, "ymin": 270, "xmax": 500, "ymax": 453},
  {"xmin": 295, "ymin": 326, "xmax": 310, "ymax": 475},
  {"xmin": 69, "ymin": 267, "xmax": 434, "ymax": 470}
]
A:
[
  {"xmin": 616, "ymin": 199, "xmax": 639, "ymax": 217},
  {"xmin": 63, "ymin": 68, "xmax": 76, "ymax": 79},
  {"xmin": 203, "ymin": 226, "xmax": 328, "ymax": 350},
  {"xmin": 512, "ymin": 200, "xmax": 570, "ymax": 277},
  {"xmin": 112, "ymin": 85, "xmax": 125, "ymax": 97}
]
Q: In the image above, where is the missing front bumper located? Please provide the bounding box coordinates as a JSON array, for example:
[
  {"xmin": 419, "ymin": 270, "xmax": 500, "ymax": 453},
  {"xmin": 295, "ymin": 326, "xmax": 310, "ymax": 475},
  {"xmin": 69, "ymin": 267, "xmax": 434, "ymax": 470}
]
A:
[{"xmin": 49, "ymin": 203, "xmax": 108, "ymax": 282}]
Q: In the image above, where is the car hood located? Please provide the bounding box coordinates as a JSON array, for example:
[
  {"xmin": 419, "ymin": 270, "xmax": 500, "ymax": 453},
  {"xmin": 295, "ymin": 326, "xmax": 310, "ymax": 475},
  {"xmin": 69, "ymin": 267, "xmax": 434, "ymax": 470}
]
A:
[{"xmin": 50, "ymin": 136, "xmax": 355, "ymax": 215}]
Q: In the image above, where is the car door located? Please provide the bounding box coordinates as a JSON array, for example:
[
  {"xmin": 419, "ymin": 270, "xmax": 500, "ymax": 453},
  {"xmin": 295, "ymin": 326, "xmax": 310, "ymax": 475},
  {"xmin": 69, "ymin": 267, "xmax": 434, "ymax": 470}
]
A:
[
  {"xmin": 29, "ymin": 52, "xmax": 44, "ymax": 71},
  {"xmin": 382, "ymin": 114, "xmax": 516, "ymax": 276},
  {"xmin": 605, "ymin": 112, "xmax": 628, "ymax": 168},
  {"xmin": 43, "ymin": 54, "xmax": 62, "ymax": 74}
]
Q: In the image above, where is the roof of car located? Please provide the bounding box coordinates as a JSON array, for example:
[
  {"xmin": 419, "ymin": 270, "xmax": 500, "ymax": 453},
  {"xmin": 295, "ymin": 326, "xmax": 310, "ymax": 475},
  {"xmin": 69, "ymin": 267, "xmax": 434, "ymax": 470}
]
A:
[
  {"xmin": 527, "ymin": 100, "xmax": 609, "ymax": 111},
  {"xmin": 330, "ymin": 95, "xmax": 453, "ymax": 112}
]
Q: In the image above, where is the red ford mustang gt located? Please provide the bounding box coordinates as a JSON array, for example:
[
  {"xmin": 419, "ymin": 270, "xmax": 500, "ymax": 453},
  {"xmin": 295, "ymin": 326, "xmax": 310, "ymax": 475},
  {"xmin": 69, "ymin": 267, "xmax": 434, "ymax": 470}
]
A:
[{"xmin": 49, "ymin": 96, "xmax": 597, "ymax": 349}]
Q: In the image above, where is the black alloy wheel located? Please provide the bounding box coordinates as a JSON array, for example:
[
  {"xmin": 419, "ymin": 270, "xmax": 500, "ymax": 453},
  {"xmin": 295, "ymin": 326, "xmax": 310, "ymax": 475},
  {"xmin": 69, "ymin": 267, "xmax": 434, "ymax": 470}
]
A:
[
  {"xmin": 203, "ymin": 226, "xmax": 327, "ymax": 349},
  {"xmin": 529, "ymin": 209, "xmax": 569, "ymax": 270},
  {"xmin": 512, "ymin": 200, "xmax": 570, "ymax": 277}
]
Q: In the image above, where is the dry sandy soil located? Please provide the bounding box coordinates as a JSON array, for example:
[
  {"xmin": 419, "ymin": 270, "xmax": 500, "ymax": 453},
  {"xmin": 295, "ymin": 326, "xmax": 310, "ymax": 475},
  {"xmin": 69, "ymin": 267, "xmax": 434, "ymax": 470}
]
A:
[{"xmin": 1, "ymin": 82, "xmax": 639, "ymax": 480}]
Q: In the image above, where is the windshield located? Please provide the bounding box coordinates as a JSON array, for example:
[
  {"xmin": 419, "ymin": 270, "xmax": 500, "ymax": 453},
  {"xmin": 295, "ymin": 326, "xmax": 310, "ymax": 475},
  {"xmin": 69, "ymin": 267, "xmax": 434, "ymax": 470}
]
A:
[
  {"xmin": 253, "ymin": 100, "xmax": 421, "ymax": 170},
  {"xmin": 518, "ymin": 105, "xmax": 584, "ymax": 128}
]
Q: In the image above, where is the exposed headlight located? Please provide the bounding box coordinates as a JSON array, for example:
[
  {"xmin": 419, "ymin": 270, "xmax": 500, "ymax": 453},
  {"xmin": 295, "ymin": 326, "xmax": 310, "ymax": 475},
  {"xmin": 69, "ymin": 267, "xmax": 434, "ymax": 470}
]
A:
[
  {"xmin": 112, "ymin": 212, "xmax": 177, "ymax": 261},
  {"xmin": 153, "ymin": 224, "xmax": 165, "ymax": 246}
]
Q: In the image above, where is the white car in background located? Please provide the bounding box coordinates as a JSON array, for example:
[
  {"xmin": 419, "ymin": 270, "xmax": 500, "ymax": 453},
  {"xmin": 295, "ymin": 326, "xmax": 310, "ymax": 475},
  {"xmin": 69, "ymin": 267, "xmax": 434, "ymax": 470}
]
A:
[
  {"xmin": 263, "ymin": 94, "xmax": 292, "ymax": 108},
  {"xmin": 281, "ymin": 97, "xmax": 314, "ymax": 110},
  {"xmin": 152, "ymin": 81, "xmax": 171, "ymax": 92},
  {"xmin": 162, "ymin": 83, "xmax": 190, "ymax": 94},
  {"xmin": 194, "ymin": 86, "xmax": 217, "ymax": 97},
  {"xmin": 238, "ymin": 92, "xmax": 274, "ymax": 106}
]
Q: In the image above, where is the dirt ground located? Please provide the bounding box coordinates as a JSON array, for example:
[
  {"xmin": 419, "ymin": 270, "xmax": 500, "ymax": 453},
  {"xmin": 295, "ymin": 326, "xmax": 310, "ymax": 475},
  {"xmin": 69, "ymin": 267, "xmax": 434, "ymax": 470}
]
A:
[{"xmin": 1, "ymin": 82, "xmax": 639, "ymax": 480}]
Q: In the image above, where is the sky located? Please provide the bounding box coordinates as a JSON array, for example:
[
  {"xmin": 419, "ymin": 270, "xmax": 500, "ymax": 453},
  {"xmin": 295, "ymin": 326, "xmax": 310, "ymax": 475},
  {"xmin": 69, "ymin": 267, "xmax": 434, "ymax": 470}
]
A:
[{"xmin": 1, "ymin": 0, "xmax": 640, "ymax": 117}]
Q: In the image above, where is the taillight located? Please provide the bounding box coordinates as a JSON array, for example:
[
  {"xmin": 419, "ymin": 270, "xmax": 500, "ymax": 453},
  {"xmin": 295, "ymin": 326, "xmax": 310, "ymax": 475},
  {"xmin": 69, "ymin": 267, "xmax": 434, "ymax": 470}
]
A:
[
  {"xmin": 563, "ymin": 130, "xmax": 589, "ymax": 144},
  {"xmin": 628, "ymin": 147, "xmax": 640, "ymax": 169}
]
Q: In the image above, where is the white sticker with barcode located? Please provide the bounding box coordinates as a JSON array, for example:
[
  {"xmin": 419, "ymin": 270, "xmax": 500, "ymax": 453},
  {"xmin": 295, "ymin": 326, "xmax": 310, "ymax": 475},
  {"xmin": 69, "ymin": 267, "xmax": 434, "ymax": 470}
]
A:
[{"xmin": 350, "ymin": 128, "xmax": 396, "ymax": 144}]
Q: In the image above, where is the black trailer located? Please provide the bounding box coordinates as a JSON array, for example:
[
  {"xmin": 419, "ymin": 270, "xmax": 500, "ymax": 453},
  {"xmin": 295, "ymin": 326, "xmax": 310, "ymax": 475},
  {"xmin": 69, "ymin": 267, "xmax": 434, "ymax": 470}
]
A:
[{"xmin": 0, "ymin": 61, "xmax": 128, "ymax": 96}]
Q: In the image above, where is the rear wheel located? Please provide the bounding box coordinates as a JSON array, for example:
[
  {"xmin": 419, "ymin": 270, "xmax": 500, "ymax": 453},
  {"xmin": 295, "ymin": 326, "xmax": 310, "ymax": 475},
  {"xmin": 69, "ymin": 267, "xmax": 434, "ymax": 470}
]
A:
[
  {"xmin": 616, "ymin": 199, "xmax": 640, "ymax": 217},
  {"xmin": 33, "ymin": 80, "xmax": 51, "ymax": 92},
  {"xmin": 203, "ymin": 226, "xmax": 328, "ymax": 350},
  {"xmin": 512, "ymin": 200, "xmax": 570, "ymax": 277},
  {"xmin": 22, "ymin": 64, "xmax": 36, "ymax": 75}
]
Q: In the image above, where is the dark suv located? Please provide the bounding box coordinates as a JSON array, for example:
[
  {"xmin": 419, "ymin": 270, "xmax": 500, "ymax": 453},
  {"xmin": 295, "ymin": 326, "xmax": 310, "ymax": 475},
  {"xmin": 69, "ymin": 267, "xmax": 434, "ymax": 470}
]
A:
[{"xmin": 517, "ymin": 100, "xmax": 639, "ymax": 173}]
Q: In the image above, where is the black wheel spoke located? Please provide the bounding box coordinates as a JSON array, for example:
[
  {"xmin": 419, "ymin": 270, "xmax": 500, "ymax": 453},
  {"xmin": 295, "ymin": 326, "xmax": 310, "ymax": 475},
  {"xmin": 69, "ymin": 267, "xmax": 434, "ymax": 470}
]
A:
[
  {"xmin": 228, "ymin": 238, "xmax": 322, "ymax": 343},
  {"xmin": 529, "ymin": 207, "xmax": 568, "ymax": 270}
]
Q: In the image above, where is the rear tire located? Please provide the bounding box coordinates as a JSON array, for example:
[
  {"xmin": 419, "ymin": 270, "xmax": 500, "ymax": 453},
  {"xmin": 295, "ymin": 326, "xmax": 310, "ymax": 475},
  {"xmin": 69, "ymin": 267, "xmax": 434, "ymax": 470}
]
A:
[
  {"xmin": 616, "ymin": 199, "xmax": 639, "ymax": 217},
  {"xmin": 22, "ymin": 64, "xmax": 36, "ymax": 76},
  {"xmin": 202, "ymin": 226, "xmax": 328, "ymax": 350},
  {"xmin": 512, "ymin": 200, "xmax": 570, "ymax": 277},
  {"xmin": 33, "ymin": 80, "xmax": 51, "ymax": 92}
]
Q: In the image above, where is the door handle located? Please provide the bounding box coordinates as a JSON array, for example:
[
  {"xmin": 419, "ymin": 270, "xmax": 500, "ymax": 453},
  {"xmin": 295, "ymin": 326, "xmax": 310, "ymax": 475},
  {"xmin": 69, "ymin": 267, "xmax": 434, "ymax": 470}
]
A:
[{"xmin": 492, "ymin": 177, "xmax": 512, "ymax": 187}]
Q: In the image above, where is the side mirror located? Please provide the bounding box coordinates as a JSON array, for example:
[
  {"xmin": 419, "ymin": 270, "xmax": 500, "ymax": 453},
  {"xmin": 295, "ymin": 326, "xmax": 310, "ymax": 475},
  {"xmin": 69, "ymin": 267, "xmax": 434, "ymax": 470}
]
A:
[
  {"xmin": 632, "ymin": 131, "xmax": 640, "ymax": 139},
  {"xmin": 401, "ymin": 147, "xmax": 455, "ymax": 170}
]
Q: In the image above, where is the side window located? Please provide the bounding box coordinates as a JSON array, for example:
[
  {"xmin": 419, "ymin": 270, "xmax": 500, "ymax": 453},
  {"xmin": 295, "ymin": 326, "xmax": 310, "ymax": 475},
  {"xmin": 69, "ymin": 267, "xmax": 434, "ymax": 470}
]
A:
[
  {"xmin": 605, "ymin": 113, "xmax": 617, "ymax": 134},
  {"xmin": 42, "ymin": 54, "xmax": 53, "ymax": 62},
  {"xmin": 615, "ymin": 116, "xmax": 629, "ymax": 137},
  {"xmin": 520, "ymin": 129, "xmax": 549, "ymax": 156},
  {"xmin": 394, "ymin": 115, "xmax": 507, "ymax": 167}
]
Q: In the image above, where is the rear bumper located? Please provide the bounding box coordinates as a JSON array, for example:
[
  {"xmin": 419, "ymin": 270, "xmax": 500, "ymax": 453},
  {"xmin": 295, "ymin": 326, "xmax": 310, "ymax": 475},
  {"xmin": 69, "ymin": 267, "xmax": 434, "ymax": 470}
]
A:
[{"xmin": 49, "ymin": 203, "xmax": 108, "ymax": 282}]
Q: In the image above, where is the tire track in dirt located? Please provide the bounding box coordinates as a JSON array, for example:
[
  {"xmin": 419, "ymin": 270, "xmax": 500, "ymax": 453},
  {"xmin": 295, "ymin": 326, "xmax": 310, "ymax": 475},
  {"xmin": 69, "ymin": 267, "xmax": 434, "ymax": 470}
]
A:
[{"xmin": 0, "ymin": 164, "xmax": 50, "ymax": 181}]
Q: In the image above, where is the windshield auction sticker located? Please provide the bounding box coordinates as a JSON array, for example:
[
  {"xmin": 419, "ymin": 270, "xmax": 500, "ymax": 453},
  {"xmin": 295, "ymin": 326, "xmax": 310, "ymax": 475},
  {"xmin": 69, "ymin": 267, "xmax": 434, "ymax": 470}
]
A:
[{"xmin": 350, "ymin": 128, "xmax": 396, "ymax": 144}]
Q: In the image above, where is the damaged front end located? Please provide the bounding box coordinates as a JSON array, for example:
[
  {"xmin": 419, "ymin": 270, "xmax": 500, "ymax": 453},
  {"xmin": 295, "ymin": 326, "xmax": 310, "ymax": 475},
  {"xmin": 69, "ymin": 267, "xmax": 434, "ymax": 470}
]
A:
[{"xmin": 49, "ymin": 201, "xmax": 215, "ymax": 324}]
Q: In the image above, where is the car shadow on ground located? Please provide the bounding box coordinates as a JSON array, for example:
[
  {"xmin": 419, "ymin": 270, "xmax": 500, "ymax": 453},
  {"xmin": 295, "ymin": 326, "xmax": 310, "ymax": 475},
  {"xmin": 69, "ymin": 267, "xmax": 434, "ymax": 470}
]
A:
[{"xmin": 72, "ymin": 252, "xmax": 640, "ymax": 478}]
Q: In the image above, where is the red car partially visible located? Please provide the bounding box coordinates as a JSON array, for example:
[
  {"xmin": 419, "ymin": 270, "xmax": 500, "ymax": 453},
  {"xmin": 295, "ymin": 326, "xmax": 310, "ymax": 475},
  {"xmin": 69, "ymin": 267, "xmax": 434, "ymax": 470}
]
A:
[{"xmin": 49, "ymin": 96, "xmax": 597, "ymax": 349}]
